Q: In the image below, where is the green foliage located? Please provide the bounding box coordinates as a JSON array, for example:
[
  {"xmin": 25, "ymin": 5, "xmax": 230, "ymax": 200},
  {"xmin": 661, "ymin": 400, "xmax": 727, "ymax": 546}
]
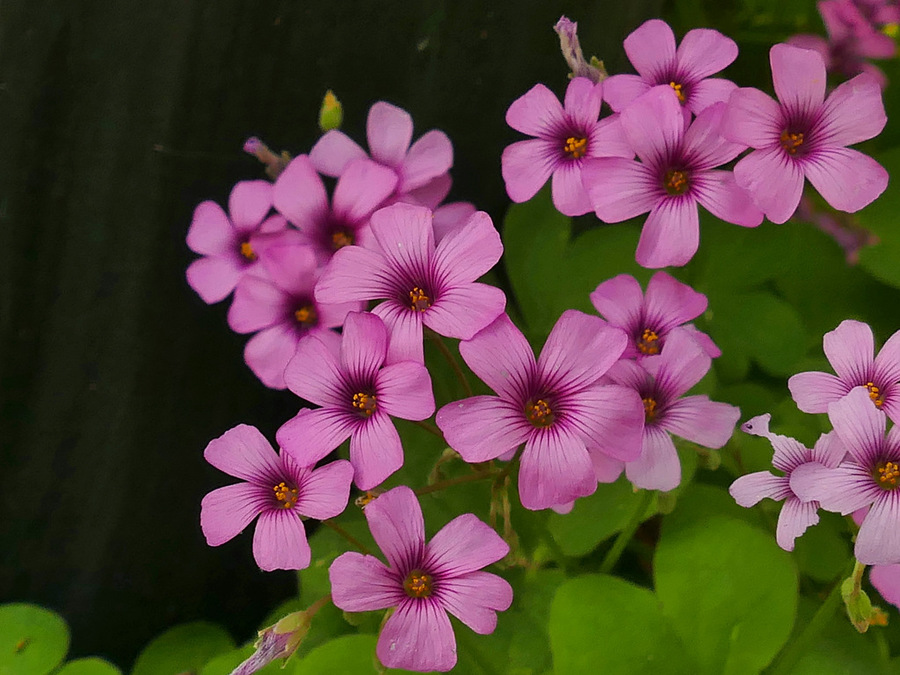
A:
[
  {"xmin": 57, "ymin": 659, "xmax": 122, "ymax": 675},
  {"xmin": 131, "ymin": 622, "xmax": 234, "ymax": 675},
  {"xmin": 293, "ymin": 634, "xmax": 379, "ymax": 674},
  {"xmin": 0, "ymin": 603, "xmax": 69, "ymax": 675}
]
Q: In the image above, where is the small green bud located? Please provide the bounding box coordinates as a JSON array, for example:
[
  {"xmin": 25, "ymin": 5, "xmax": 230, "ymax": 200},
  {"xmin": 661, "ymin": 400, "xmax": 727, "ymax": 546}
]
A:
[{"xmin": 318, "ymin": 90, "xmax": 343, "ymax": 132}]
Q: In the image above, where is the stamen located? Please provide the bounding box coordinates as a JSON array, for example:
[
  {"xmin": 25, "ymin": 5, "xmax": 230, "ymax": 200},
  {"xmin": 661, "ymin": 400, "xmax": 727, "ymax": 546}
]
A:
[
  {"xmin": 240, "ymin": 241, "xmax": 257, "ymax": 261},
  {"xmin": 875, "ymin": 461, "xmax": 900, "ymax": 489},
  {"xmin": 563, "ymin": 136, "xmax": 588, "ymax": 159},
  {"xmin": 780, "ymin": 130, "xmax": 805, "ymax": 155},
  {"xmin": 331, "ymin": 230, "xmax": 354, "ymax": 250},
  {"xmin": 637, "ymin": 328, "xmax": 660, "ymax": 355},
  {"xmin": 273, "ymin": 481, "xmax": 299, "ymax": 509},
  {"xmin": 669, "ymin": 81, "xmax": 685, "ymax": 104},
  {"xmin": 409, "ymin": 286, "xmax": 432, "ymax": 312},
  {"xmin": 352, "ymin": 392, "xmax": 377, "ymax": 416},
  {"xmin": 403, "ymin": 569, "xmax": 434, "ymax": 598},
  {"xmin": 664, "ymin": 169, "xmax": 690, "ymax": 196},
  {"xmin": 294, "ymin": 305, "xmax": 318, "ymax": 327},
  {"xmin": 643, "ymin": 397, "xmax": 658, "ymax": 423},
  {"xmin": 525, "ymin": 399, "xmax": 555, "ymax": 428},
  {"xmin": 865, "ymin": 381, "xmax": 885, "ymax": 407}
]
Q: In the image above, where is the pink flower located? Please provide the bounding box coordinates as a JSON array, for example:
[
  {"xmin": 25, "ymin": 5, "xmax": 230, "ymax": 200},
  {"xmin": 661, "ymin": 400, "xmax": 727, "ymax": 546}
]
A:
[
  {"xmin": 583, "ymin": 87, "xmax": 762, "ymax": 268},
  {"xmin": 603, "ymin": 19, "xmax": 738, "ymax": 117},
  {"xmin": 227, "ymin": 243, "xmax": 360, "ymax": 389},
  {"xmin": 724, "ymin": 43, "xmax": 888, "ymax": 224},
  {"xmin": 501, "ymin": 77, "xmax": 632, "ymax": 216},
  {"xmin": 329, "ymin": 486, "xmax": 512, "ymax": 672},
  {"xmin": 200, "ymin": 424, "xmax": 353, "ymax": 571},
  {"xmin": 186, "ymin": 180, "xmax": 289, "ymax": 303},
  {"xmin": 310, "ymin": 101, "xmax": 453, "ymax": 208},
  {"xmin": 788, "ymin": 320, "xmax": 900, "ymax": 423},
  {"xmin": 792, "ymin": 387, "xmax": 900, "ymax": 564},
  {"xmin": 729, "ymin": 414, "xmax": 844, "ymax": 551},
  {"xmin": 315, "ymin": 203, "xmax": 506, "ymax": 364},
  {"xmin": 276, "ymin": 312, "xmax": 435, "ymax": 490},
  {"xmin": 602, "ymin": 329, "xmax": 741, "ymax": 491},
  {"xmin": 436, "ymin": 311, "xmax": 644, "ymax": 510},
  {"xmin": 590, "ymin": 271, "xmax": 719, "ymax": 359}
]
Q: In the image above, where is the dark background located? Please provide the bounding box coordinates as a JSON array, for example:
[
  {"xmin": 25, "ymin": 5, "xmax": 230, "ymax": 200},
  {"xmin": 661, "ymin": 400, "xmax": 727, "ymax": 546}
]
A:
[{"xmin": 0, "ymin": 0, "xmax": 663, "ymax": 667}]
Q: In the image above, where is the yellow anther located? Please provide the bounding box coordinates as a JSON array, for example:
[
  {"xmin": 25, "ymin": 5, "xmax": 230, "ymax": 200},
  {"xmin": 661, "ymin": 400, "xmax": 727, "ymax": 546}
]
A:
[
  {"xmin": 876, "ymin": 461, "xmax": 900, "ymax": 489},
  {"xmin": 352, "ymin": 392, "xmax": 377, "ymax": 416},
  {"xmin": 331, "ymin": 230, "xmax": 354, "ymax": 250},
  {"xmin": 637, "ymin": 328, "xmax": 660, "ymax": 355},
  {"xmin": 294, "ymin": 305, "xmax": 318, "ymax": 326},
  {"xmin": 669, "ymin": 81, "xmax": 685, "ymax": 103},
  {"xmin": 866, "ymin": 381, "xmax": 885, "ymax": 407},
  {"xmin": 403, "ymin": 569, "xmax": 434, "ymax": 598},
  {"xmin": 643, "ymin": 397, "xmax": 658, "ymax": 423},
  {"xmin": 883, "ymin": 23, "xmax": 898, "ymax": 38},
  {"xmin": 664, "ymin": 169, "xmax": 690, "ymax": 196},
  {"xmin": 563, "ymin": 136, "xmax": 588, "ymax": 159},
  {"xmin": 240, "ymin": 241, "xmax": 257, "ymax": 261},
  {"xmin": 409, "ymin": 286, "xmax": 432, "ymax": 312},
  {"xmin": 273, "ymin": 481, "xmax": 299, "ymax": 509},
  {"xmin": 525, "ymin": 398, "xmax": 555, "ymax": 428},
  {"xmin": 780, "ymin": 129, "xmax": 805, "ymax": 155}
]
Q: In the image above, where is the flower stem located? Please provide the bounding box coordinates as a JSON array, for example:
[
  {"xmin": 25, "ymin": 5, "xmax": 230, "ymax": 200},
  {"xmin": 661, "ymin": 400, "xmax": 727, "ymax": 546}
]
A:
[
  {"xmin": 599, "ymin": 489, "xmax": 653, "ymax": 574},
  {"xmin": 322, "ymin": 519, "xmax": 372, "ymax": 556},
  {"xmin": 415, "ymin": 470, "xmax": 496, "ymax": 495},
  {"xmin": 412, "ymin": 419, "xmax": 444, "ymax": 440},
  {"xmin": 426, "ymin": 330, "xmax": 473, "ymax": 397}
]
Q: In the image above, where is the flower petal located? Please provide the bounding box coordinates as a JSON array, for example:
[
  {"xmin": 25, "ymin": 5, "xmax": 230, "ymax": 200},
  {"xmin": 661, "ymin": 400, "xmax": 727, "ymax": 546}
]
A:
[
  {"xmin": 252, "ymin": 509, "xmax": 311, "ymax": 571},
  {"xmin": 204, "ymin": 424, "xmax": 284, "ymax": 483},
  {"xmin": 340, "ymin": 311, "xmax": 388, "ymax": 383},
  {"xmin": 518, "ymin": 426, "xmax": 596, "ymax": 510},
  {"xmin": 619, "ymin": 86, "xmax": 684, "ymax": 168},
  {"xmin": 722, "ymin": 87, "xmax": 783, "ymax": 148},
  {"xmin": 644, "ymin": 271, "xmax": 707, "ymax": 332},
  {"xmin": 856, "ymin": 491, "xmax": 900, "ymax": 565},
  {"xmin": 538, "ymin": 311, "xmax": 627, "ymax": 391},
  {"xmin": 200, "ymin": 483, "xmax": 268, "ymax": 546},
  {"xmin": 824, "ymin": 320, "xmax": 875, "ymax": 383},
  {"xmin": 294, "ymin": 459, "xmax": 354, "ymax": 520},
  {"xmin": 309, "ymin": 130, "xmax": 367, "ymax": 177},
  {"xmin": 329, "ymin": 552, "xmax": 404, "ymax": 611},
  {"xmin": 437, "ymin": 396, "xmax": 532, "ymax": 463},
  {"xmin": 662, "ymin": 395, "xmax": 740, "ymax": 448},
  {"xmin": 829, "ymin": 386, "xmax": 887, "ymax": 465},
  {"xmin": 424, "ymin": 514, "xmax": 509, "ymax": 577},
  {"xmin": 788, "ymin": 370, "xmax": 849, "ymax": 413},
  {"xmin": 635, "ymin": 198, "xmax": 700, "ymax": 269},
  {"xmin": 582, "ymin": 157, "xmax": 659, "ymax": 223},
  {"xmin": 687, "ymin": 77, "xmax": 738, "ymax": 116},
  {"xmin": 625, "ymin": 426, "xmax": 681, "ymax": 491},
  {"xmin": 501, "ymin": 139, "xmax": 556, "ymax": 203},
  {"xmin": 332, "ymin": 158, "xmax": 399, "ymax": 225},
  {"xmin": 803, "ymin": 147, "xmax": 888, "ymax": 213},
  {"xmin": 776, "ymin": 496, "xmax": 819, "ymax": 551},
  {"xmin": 732, "ymin": 146, "xmax": 805, "ymax": 224},
  {"xmin": 400, "ymin": 130, "xmax": 454, "ymax": 193},
  {"xmin": 729, "ymin": 472, "xmax": 791, "ymax": 507},
  {"xmin": 457, "ymin": 313, "xmax": 536, "ymax": 401},
  {"xmin": 506, "ymin": 83, "xmax": 565, "ymax": 136},
  {"xmin": 643, "ymin": 328, "xmax": 711, "ymax": 397},
  {"xmin": 869, "ymin": 564, "xmax": 900, "ymax": 608},
  {"xmin": 692, "ymin": 170, "xmax": 764, "ymax": 228},
  {"xmin": 229, "ymin": 180, "xmax": 273, "ymax": 231},
  {"xmin": 277, "ymin": 408, "xmax": 354, "ymax": 467},
  {"xmin": 790, "ymin": 461, "xmax": 879, "ymax": 513},
  {"xmin": 681, "ymin": 102, "xmax": 745, "ymax": 170},
  {"xmin": 572, "ymin": 384, "xmax": 645, "ymax": 462},
  {"xmin": 187, "ymin": 201, "xmax": 234, "ymax": 256},
  {"xmin": 372, "ymin": 300, "xmax": 425, "ymax": 364},
  {"xmin": 367, "ymin": 102, "xmax": 413, "ymax": 167},
  {"xmin": 285, "ymin": 333, "xmax": 345, "ymax": 406},
  {"xmin": 350, "ymin": 413, "xmax": 404, "ymax": 490},
  {"xmin": 432, "ymin": 211, "xmax": 503, "ymax": 287},
  {"xmin": 590, "ymin": 274, "xmax": 644, "ymax": 333},
  {"xmin": 377, "ymin": 361, "xmax": 435, "ymax": 421},
  {"xmin": 770, "ymin": 43, "xmax": 827, "ymax": 116},
  {"xmin": 551, "ymin": 161, "xmax": 593, "ymax": 216},
  {"xmin": 243, "ymin": 324, "xmax": 302, "ymax": 390},
  {"xmin": 186, "ymin": 256, "xmax": 243, "ymax": 304},
  {"xmin": 370, "ymin": 202, "xmax": 434, "ymax": 276},
  {"xmin": 676, "ymin": 28, "xmax": 738, "ymax": 80},
  {"xmin": 365, "ymin": 486, "xmax": 425, "ymax": 572},
  {"xmin": 818, "ymin": 73, "xmax": 887, "ymax": 147},
  {"xmin": 624, "ymin": 19, "xmax": 676, "ymax": 81},
  {"xmin": 437, "ymin": 572, "xmax": 513, "ymax": 635},
  {"xmin": 602, "ymin": 73, "xmax": 652, "ymax": 112},
  {"xmin": 273, "ymin": 155, "xmax": 329, "ymax": 228},
  {"xmin": 378, "ymin": 599, "xmax": 457, "ymax": 672}
]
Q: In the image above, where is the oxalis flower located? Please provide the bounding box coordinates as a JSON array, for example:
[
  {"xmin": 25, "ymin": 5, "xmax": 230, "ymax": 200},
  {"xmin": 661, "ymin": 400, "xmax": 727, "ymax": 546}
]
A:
[
  {"xmin": 200, "ymin": 424, "xmax": 353, "ymax": 571},
  {"xmin": 436, "ymin": 311, "xmax": 644, "ymax": 510},
  {"xmin": 788, "ymin": 319, "xmax": 900, "ymax": 423},
  {"xmin": 315, "ymin": 202, "xmax": 506, "ymax": 364},
  {"xmin": 583, "ymin": 86, "xmax": 762, "ymax": 268},
  {"xmin": 501, "ymin": 76, "xmax": 631, "ymax": 216},
  {"xmin": 277, "ymin": 311, "xmax": 435, "ymax": 490},
  {"xmin": 723, "ymin": 43, "xmax": 888, "ymax": 224},
  {"xmin": 729, "ymin": 414, "xmax": 844, "ymax": 551},
  {"xmin": 590, "ymin": 271, "xmax": 719, "ymax": 359},
  {"xmin": 792, "ymin": 387, "xmax": 900, "ymax": 564},
  {"xmin": 329, "ymin": 486, "xmax": 512, "ymax": 672}
]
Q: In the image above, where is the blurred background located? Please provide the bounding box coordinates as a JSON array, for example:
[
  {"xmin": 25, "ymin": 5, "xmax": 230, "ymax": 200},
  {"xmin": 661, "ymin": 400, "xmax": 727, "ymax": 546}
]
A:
[{"xmin": 0, "ymin": 0, "xmax": 678, "ymax": 666}]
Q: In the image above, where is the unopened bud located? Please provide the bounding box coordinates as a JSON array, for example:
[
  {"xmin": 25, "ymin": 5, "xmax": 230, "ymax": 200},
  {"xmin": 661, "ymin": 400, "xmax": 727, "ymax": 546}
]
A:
[
  {"xmin": 318, "ymin": 90, "xmax": 343, "ymax": 132},
  {"xmin": 554, "ymin": 16, "xmax": 607, "ymax": 83},
  {"xmin": 229, "ymin": 610, "xmax": 311, "ymax": 675}
]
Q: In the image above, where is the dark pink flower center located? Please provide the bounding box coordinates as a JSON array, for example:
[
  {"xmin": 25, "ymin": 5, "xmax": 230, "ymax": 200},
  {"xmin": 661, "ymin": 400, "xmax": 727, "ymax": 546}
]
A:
[
  {"xmin": 563, "ymin": 135, "xmax": 589, "ymax": 159},
  {"xmin": 293, "ymin": 303, "xmax": 318, "ymax": 328},
  {"xmin": 643, "ymin": 397, "xmax": 658, "ymax": 423},
  {"xmin": 352, "ymin": 392, "xmax": 377, "ymax": 417},
  {"xmin": 874, "ymin": 460, "xmax": 900, "ymax": 490},
  {"xmin": 331, "ymin": 229, "xmax": 354, "ymax": 250},
  {"xmin": 408, "ymin": 286, "xmax": 432, "ymax": 312},
  {"xmin": 780, "ymin": 129, "xmax": 806, "ymax": 155},
  {"xmin": 865, "ymin": 381, "xmax": 885, "ymax": 407},
  {"xmin": 403, "ymin": 569, "xmax": 434, "ymax": 598},
  {"xmin": 664, "ymin": 169, "xmax": 691, "ymax": 196},
  {"xmin": 525, "ymin": 398, "xmax": 555, "ymax": 428},
  {"xmin": 637, "ymin": 328, "xmax": 661, "ymax": 355},
  {"xmin": 239, "ymin": 240, "xmax": 257, "ymax": 261},
  {"xmin": 273, "ymin": 481, "xmax": 299, "ymax": 509},
  {"xmin": 669, "ymin": 81, "xmax": 686, "ymax": 104}
]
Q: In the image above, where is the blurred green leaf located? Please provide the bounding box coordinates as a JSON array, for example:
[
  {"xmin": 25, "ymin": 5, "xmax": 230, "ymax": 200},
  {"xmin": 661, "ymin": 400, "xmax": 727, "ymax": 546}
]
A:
[
  {"xmin": 131, "ymin": 622, "xmax": 233, "ymax": 675},
  {"xmin": 0, "ymin": 603, "xmax": 69, "ymax": 675},
  {"xmin": 294, "ymin": 634, "xmax": 378, "ymax": 674},
  {"xmin": 792, "ymin": 512, "xmax": 851, "ymax": 583},
  {"xmin": 859, "ymin": 147, "xmax": 900, "ymax": 288},
  {"xmin": 57, "ymin": 659, "xmax": 122, "ymax": 675}
]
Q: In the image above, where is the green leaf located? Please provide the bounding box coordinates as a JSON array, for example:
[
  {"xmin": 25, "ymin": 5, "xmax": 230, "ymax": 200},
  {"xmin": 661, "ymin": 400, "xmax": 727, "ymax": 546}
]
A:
[
  {"xmin": 131, "ymin": 622, "xmax": 234, "ymax": 675},
  {"xmin": 547, "ymin": 478, "xmax": 656, "ymax": 557},
  {"xmin": 0, "ymin": 603, "xmax": 69, "ymax": 675},
  {"xmin": 790, "ymin": 597, "xmax": 883, "ymax": 674},
  {"xmin": 294, "ymin": 634, "xmax": 378, "ymax": 674},
  {"xmin": 549, "ymin": 574, "xmax": 694, "ymax": 674},
  {"xmin": 858, "ymin": 147, "xmax": 900, "ymax": 289},
  {"xmin": 792, "ymin": 512, "xmax": 851, "ymax": 583},
  {"xmin": 57, "ymin": 659, "xmax": 121, "ymax": 675},
  {"xmin": 655, "ymin": 516, "xmax": 798, "ymax": 675}
]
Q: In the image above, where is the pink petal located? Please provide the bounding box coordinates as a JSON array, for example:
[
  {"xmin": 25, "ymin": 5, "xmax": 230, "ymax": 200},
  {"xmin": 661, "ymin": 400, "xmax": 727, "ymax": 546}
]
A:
[
  {"xmin": 228, "ymin": 276, "xmax": 286, "ymax": 333},
  {"xmin": 204, "ymin": 424, "xmax": 284, "ymax": 483},
  {"xmin": 272, "ymin": 155, "xmax": 329, "ymax": 228},
  {"xmin": 309, "ymin": 130, "xmax": 368, "ymax": 177},
  {"xmin": 186, "ymin": 201, "xmax": 233, "ymax": 256},
  {"xmin": 811, "ymin": 430, "xmax": 846, "ymax": 469},
  {"xmin": 681, "ymin": 323, "xmax": 721, "ymax": 358},
  {"xmin": 315, "ymin": 245, "xmax": 394, "ymax": 304},
  {"xmin": 229, "ymin": 180, "xmax": 273, "ymax": 231},
  {"xmin": 722, "ymin": 87, "xmax": 783, "ymax": 148},
  {"xmin": 856, "ymin": 491, "xmax": 900, "ymax": 565},
  {"xmin": 644, "ymin": 272, "xmax": 707, "ymax": 331},
  {"xmin": 824, "ymin": 320, "xmax": 875, "ymax": 383},
  {"xmin": 424, "ymin": 514, "xmax": 509, "ymax": 577},
  {"xmin": 587, "ymin": 114, "xmax": 635, "ymax": 159},
  {"xmin": 644, "ymin": 328, "xmax": 711, "ymax": 397},
  {"xmin": 329, "ymin": 552, "xmax": 404, "ymax": 611},
  {"xmin": 829, "ymin": 387, "xmax": 886, "ymax": 465},
  {"xmin": 378, "ymin": 599, "xmax": 457, "ymax": 672},
  {"xmin": 591, "ymin": 452, "xmax": 625, "ymax": 483},
  {"xmin": 681, "ymin": 103, "xmax": 746, "ymax": 170},
  {"xmin": 590, "ymin": 274, "xmax": 644, "ymax": 332},
  {"xmin": 350, "ymin": 411, "xmax": 404, "ymax": 488},
  {"xmin": 551, "ymin": 162, "xmax": 593, "ymax": 216},
  {"xmin": 732, "ymin": 146, "xmax": 805, "ymax": 224},
  {"xmin": 573, "ymin": 384, "xmax": 645, "ymax": 462},
  {"xmin": 366, "ymin": 486, "xmax": 425, "ymax": 570},
  {"xmin": 501, "ymin": 139, "xmax": 556, "ymax": 203},
  {"xmin": 433, "ymin": 202, "xmax": 477, "ymax": 243},
  {"xmin": 437, "ymin": 572, "xmax": 513, "ymax": 635},
  {"xmin": 424, "ymin": 283, "xmax": 507, "ymax": 341},
  {"xmin": 432, "ymin": 211, "xmax": 503, "ymax": 287},
  {"xmin": 518, "ymin": 426, "xmax": 596, "ymax": 510},
  {"xmin": 676, "ymin": 28, "xmax": 738, "ymax": 80},
  {"xmin": 625, "ymin": 426, "xmax": 681, "ymax": 491},
  {"xmin": 372, "ymin": 300, "xmax": 425, "ymax": 364},
  {"xmin": 252, "ymin": 509, "xmax": 311, "ymax": 571},
  {"xmin": 367, "ymin": 102, "xmax": 413, "ymax": 167},
  {"xmin": 370, "ymin": 202, "xmax": 434, "ymax": 272},
  {"xmin": 635, "ymin": 198, "xmax": 700, "ymax": 269},
  {"xmin": 259, "ymin": 243, "xmax": 318, "ymax": 297},
  {"xmin": 402, "ymin": 172, "xmax": 452, "ymax": 209},
  {"xmin": 186, "ymin": 257, "xmax": 243, "ymax": 304},
  {"xmin": 619, "ymin": 86, "xmax": 685, "ymax": 168},
  {"xmin": 377, "ymin": 361, "xmax": 436, "ymax": 421},
  {"xmin": 776, "ymin": 496, "xmax": 819, "ymax": 551},
  {"xmin": 662, "ymin": 395, "xmax": 740, "ymax": 448},
  {"xmin": 285, "ymin": 333, "xmax": 345, "ymax": 406},
  {"xmin": 505, "ymin": 83, "xmax": 565, "ymax": 136},
  {"xmin": 340, "ymin": 311, "xmax": 388, "ymax": 382},
  {"xmin": 692, "ymin": 170, "xmax": 764, "ymax": 227},
  {"xmin": 457, "ymin": 313, "xmax": 536, "ymax": 400},
  {"xmin": 869, "ymin": 564, "xmax": 900, "ymax": 608},
  {"xmin": 200, "ymin": 483, "xmax": 268, "ymax": 546},
  {"xmin": 582, "ymin": 157, "xmax": 659, "ymax": 223},
  {"xmin": 788, "ymin": 370, "xmax": 848, "ymax": 413},
  {"xmin": 729, "ymin": 472, "xmax": 791, "ymax": 507},
  {"xmin": 436, "ymin": 395, "xmax": 532, "ymax": 463},
  {"xmin": 687, "ymin": 78, "xmax": 738, "ymax": 116},
  {"xmin": 770, "ymin": 43, "xmax": 827, "ymax": 115},
  {"xmin": 818, "ymin": 73, "xmax": 887, "ymax": 147},
  {"xmin": 276, "ymin": 408, "xmax": 354, "ymax": 467},
  {"xmin": 790, "ymin": 461, "xmax": 879, "ymax": 512},
  {"xmin": 563, "ymin": 77, "xmax": 604, "ymax": 127},
  {"xmin": 602, "ymin": 73, "xmax": 652, "ymax": 112},
  {"xmin": 876, "ymin": 329, "xmax": 900, "ymax": 385},
  {"xmin": 332, "ymin": 159, "xmax": 399, "ymax": 225},
  {"xmin": 400, "ymin": 130, "xmax": 454, "ymax": 192},
  {"xmin": 243, "ymin": 324, "xmax": 300, "ymax": 390},
  {"xmin": 538, "ymin": 311, "xmax": 627, "ymax": 391},
  {"xmin": 293, "ymin": 459, "xmax": 353, "ymax": 520},
  {"xmin": 624, "ymin": 19, "xmax": 677, "ymax": 81},
  {"xmin": 803, "ymin": 147, "xmax": 888, "ymax": 213}
]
